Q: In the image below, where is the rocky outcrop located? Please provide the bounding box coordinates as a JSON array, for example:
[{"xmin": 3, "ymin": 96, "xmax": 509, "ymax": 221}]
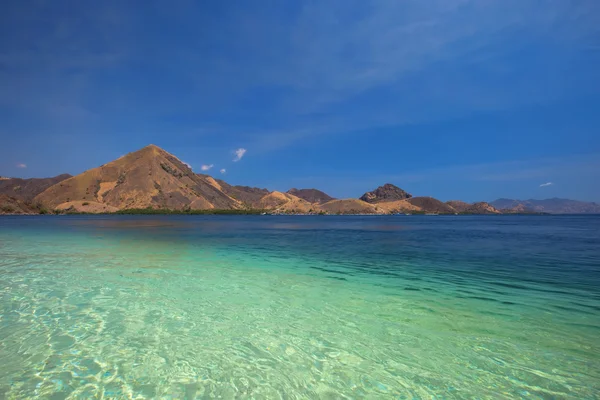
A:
[{"xmin": 360, "ymin": 184, "xmax": 412, "ymax": 203}]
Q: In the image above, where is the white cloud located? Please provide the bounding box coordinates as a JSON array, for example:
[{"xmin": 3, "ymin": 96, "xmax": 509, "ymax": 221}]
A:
[
  {"xmin": 220, "ymin": 168, "xmax": 226, "ymax": 174},
  {"xmin": 233, "ymin": 148, "xmax": 246, "ymax": 162},
  {"xmin": 200, "ymin": 164, "xmax": 214, "ymax": 171},
  {"xmin": 539, "ymin": 182, "xmax": 553, "ymax": 187},
  {"xmin": 16, "ymin": 163, "xmax": 27, "ymax": 168}
]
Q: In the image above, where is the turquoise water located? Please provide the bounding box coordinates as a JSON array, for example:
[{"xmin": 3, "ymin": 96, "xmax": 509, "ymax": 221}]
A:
[{"xmin": 0, "ymin": 216, "xmax": 599, "ymax": 399}]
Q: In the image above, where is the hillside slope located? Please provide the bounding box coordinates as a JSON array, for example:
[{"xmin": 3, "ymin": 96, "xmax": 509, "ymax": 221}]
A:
[
  {"xmin": 214, "ymin": 179, "xmax": 271, "ymax": 208},
  {"xmin": 0, "ymin": 174, "xmax": 71, "ymax": 201},
  {"xmin": 258, "ymin": 191, "xmax": 313, "ymax": 212},
  {"xmin": 447, "ymin": 201, "xmax": 500, "ymax": 214},
  {"xmin": 35, "ymin": 145, "xmax": 240, "ymax": 211},
  {"xmin": 0, "ymin": 194, "xmax": 42, "ymax": 214},
  {"xmin": 319, "ymin": 199, "xmax": 379, "ymax": 214},
  {"xmin": 287, "ymin": 188, "xmax": 334, "ymax": 204},
  {"xmin": 407, "ymin": 197, "xmax": 457, "ymax": 214}
]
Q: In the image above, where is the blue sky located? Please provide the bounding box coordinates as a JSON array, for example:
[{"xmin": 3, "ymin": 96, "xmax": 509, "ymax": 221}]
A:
[{"xmin": 1, "ymin": 0, "xmax": 599, "ymax": 201}]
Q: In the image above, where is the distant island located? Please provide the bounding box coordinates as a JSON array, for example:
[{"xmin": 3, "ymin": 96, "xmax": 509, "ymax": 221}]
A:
[{"xmin": 1, "ymin": 145, "xmax": 599, "ymax": 215}]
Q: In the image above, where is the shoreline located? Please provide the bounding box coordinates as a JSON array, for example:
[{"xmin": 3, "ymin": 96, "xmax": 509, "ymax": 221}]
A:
[{"xmin": 0, "ymin": 211, "xmax": 558, "ymax": 216}]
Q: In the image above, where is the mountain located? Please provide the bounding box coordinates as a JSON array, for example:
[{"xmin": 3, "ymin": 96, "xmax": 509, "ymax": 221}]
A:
[
  {"xmin": 360, "ymin": 183, "xmax": 412, "ymax": 203},
  {"xmin": 287, "ymin": 188, "xmax": 335, "ymax": 204},
  {"xmin": 34, "ymin": 145, "xmax": 240, "ymax": 212},
  {"xmin": 0, "ymin": 174, "xmax": 72, "ymax": 201},
  {"xmin": 491, "ymin": 198, "xmax": 600, "ymax": 214}
]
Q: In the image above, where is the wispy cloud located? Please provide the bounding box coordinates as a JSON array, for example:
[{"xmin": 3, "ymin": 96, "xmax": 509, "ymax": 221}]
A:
[
  {"xmin": 200, "ymin": 164, "xmax": 214, "ymax": 171},
  {"xmin": 233, "ymin": 148, "xmax": 246, "ymax": 162},
  {"xmin": 220, "ymin": 168, "xmax": 226, "ymax": 174},
  {"xmin": 16, "ymin": 163, "xmax": 27, "ymax": 168},
  {"xmin": 539, "ymin": 182, "xmax": 554, "ymax": 187}
]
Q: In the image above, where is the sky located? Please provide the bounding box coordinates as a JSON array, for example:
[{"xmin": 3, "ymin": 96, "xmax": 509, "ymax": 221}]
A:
[{"xmin": 1, "ymin": 0, "xmax": 599, "ymax": 202}]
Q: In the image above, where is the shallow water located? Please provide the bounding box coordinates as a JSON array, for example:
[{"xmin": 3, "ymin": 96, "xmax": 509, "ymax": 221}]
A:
[{"xmin": 0, "ymin": 215, "xmax": 599, "ymax": 399}]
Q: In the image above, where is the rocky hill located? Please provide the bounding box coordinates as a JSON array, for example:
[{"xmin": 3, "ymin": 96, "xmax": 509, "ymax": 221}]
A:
[
  {"xmin": 34, "ymin": 145, "xmax": 240, "ymax": 212},
  {"xmin": 0, "ymin": 174, "xmax": 71, "ymax": 201},
  {"xmin": 360, "ymin": 183, "xmax": 412, "ymax": 203},
  {"xmin": 287, "ymin": 188, "xmax": 334, "ymax": 204},
  {"xmin": 491, "ymin": 198, "xmax": 600, "ymax": 214}
]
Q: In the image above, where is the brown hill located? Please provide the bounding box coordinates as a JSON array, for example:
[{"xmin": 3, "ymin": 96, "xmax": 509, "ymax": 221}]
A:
[
  {"xmin": 214, "ymin": 179, "xmax": 270, "ymax": 208},
  {"xmin": 375, "ymin": 199, "xmax": 421, "ymax": 214},
  {"xmin": 258, "ymin": 191, "xmax": 313, "ymax": 213},
  {"xmin": 319, "ymin": 199, "xmax": 379, "ymax": 214},
  {"xmin": 34, "ymin": 145, "xmax": 240, "ymax": 211},
  {"xmin": 287, "ymin": 188, "xmax": 334, "ymax": 204},
  {"xmin": 0, "ymin": 174, "xmax": 71, "ymax": 201},
  {"xmin": 407, "ymin": 197, "xmax": 457, "ymax": 214},
  {"xmin": 360, "ymin": 183, "xmax": 412, "ymax": 203}
]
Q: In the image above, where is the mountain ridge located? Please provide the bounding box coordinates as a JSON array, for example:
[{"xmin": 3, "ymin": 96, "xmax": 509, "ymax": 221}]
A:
[
  {"xmin": 1, "ymin": 145, "xmax": 597, "ymax": 214},
  {"xmin": 490, "ymin": 198, "xmax": 600, "ymax": 214}
]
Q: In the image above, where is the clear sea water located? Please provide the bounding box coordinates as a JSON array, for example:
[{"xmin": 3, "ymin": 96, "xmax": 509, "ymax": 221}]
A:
[{"xmin": 0, "ymin": 215, "xmax": 599, "ymax": 399}]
